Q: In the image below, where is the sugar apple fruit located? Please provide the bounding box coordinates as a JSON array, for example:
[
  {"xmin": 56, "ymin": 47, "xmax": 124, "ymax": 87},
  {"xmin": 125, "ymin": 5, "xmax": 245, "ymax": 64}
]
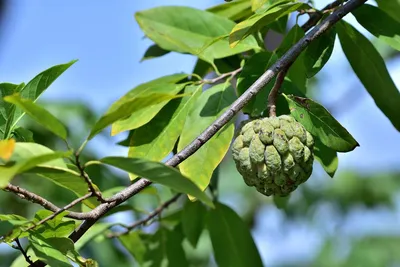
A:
[{"xmin": 232, "ymin": 115, "xmax": 314, "ymax": 197}]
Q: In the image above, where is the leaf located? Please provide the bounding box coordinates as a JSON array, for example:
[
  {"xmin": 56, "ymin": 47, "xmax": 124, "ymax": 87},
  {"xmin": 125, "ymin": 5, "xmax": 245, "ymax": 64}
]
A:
[
  {"xmin": 207, "ymin": 0, "xmax": 252, "ymax": 21},
  {"xmin": 135, "ymin": 6, "xmax": 259, "ymax": 64},
  {"xmin": 178, "ymin": 82, "xmax": 236, "ymax": 193},
  {"xmin": 119, "ymin": 231, "xmax": 147, "ymax": 264},
  {"xmin": 89, "ymin": 93, "xmax": 185, "ymax": 140},
  {"xmin": 29, "ymin": 235, "xmax": 74, "ymax": 267},
  {"xmin": 0, "ymin": 83, "xmax": 24, "ymax": 139},
  {"xmin": 13, "ymin": 60, "xmax": 77, "ymax": 127},
  {"xmin": 11, "ymin": 127, "xmax": 34, "ymax": 142},
  {"xmin": 0, "ymin": 139, "xmax": 15, "ymax": 161},
  {"xmin": 0, "ymin": 214, "xmax": 29, "ymax": 238},
  {"xmin": 4, "ymin": 94, "xmax": 68, "ymax": 140},
  {"xmin": 0, "ymin": 142, "xmax": 71, "ymax": 187},
  {"xmin": 128, "ymin": 85, "xmax": 202, "ymax": 179},
  {"xmin": 181, "ymin": 200, "xmax": 207, "ymax": 248},
  {"xmin": 314, "ymin": 138, "xmax": 338, "ymax": 178},
  {"xmin": 207, "ymin": 202, "xmax": 263, "ymax": 267},
  {"xmin": 353, "ymin": 4, "xmax": 400, "ymax": 51},
  {"xmin": 110, "ymin": 83, "xmax": 188, "ymax": 136},
  {"xmin": 30, "ymin": 210, "xmax": 76, "ymax": 239},
  {"xmin": 141, "ymin": 44, "xmax": 170, "ymax": 61},
  {"xmin": 283, "ymin": 94, "xmax": 359, "ymax": 152},
  {"xmin": 304, "ymin": 27, "xmax": 336, "ymax": 78},
  {"xmin": 99, "ymin": 157, "xmax": 214, "ymax": 208},
  {"xmin": 376, "ymin": 0, "xmax": 400, "ymax": 22},
  {"xmin": 237, "ymin": 51, "xmax": 278, "ymax": 117},
  {"xmin": 75, "ymin": 223, "xmax": 113, "ymax": 250},
  {"xmin": 337, "ymin": 21, "xmax": 400, "ymax": 132},
  {"xmin": 229, "ymin": 2, "xmax": 307, "ymax": 47},
  {"xmin": 273, "ymin": 195, "xmax": 290, "ymax": 209}
]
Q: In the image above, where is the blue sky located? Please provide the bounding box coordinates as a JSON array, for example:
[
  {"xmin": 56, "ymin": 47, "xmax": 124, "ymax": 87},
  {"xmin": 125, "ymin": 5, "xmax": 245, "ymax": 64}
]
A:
[{"xmin": 1, "ymin": 0, "xmax": 400, "ymax": 265}]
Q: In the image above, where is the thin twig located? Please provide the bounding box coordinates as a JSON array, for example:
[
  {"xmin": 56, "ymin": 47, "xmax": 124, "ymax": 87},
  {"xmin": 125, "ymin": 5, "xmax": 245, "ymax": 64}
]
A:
[
  {"xmin": 23, "ymin": 193, "xmax": 93, "ymax": 232},
  {"xmin": 201, "ymin": 67, "xmax": 242, "ymax": 84},
  {"xmin": 267, "ymin": 68, "xmax": 290, "ymax": 117},
  {"xmin": 5, "ymin": 184, "xmax": 94, "ymax": 220},
  {"xmin": 30, "ymin": 1, "xmax": 368, "ymax": 266},
  {"xmin": 302, "ymin": 0, "xmax": 348, "ymax": 32},
  {"xmin": 14, "ymin": 238, "xmax": 34, "ymax": 265},
  {"xmin": 108, "ymin": 194, "xmax": 181, "ymax": 238}
]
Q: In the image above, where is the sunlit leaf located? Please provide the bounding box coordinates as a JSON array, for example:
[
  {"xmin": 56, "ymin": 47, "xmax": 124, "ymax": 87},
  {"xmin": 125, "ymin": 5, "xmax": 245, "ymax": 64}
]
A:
[
  {"xmin": 0, "ymin": 83, "xmax": 24, "ymax": 139},
  {"xmin": 29, "ymin": 235, "xmax": 75, "ymax": 267},
  {"xmin": 207, "ymin": 0, "xmax": 252, "ymax": 21}
]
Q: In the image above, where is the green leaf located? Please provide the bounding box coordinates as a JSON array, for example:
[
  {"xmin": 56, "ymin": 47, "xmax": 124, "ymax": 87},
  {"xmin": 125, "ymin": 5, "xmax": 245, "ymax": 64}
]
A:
[
  {"xmin": 4, "ymin": 94, "xmax": 68, "ymax": 140},
  {"xmin": 207, "ymin": 202, "xmax": 263, "ymax": 267},
  {"xmin": 376, "ymin": 0, "xmax": 400, "ymax": 22},
  {"xmin": 89, "ymin": 93, "xmax": 185, "ymax": 140},
  {"xmin": 13, "ymin": 60, "xmax": 77, "ymax": 127},
  {"xmin": 75, "ymin": 223, "xmax": 113, "ymax": 250},
  {"xmin": 283, "ymin": 94, "xmax": 359, "ymax": 152},
  {"xmin": 353, "ymin": 4, "xmax": 400, "ymax": 51},
  {"xmin": 30, "ymin": 210, "xmax": 76, "ymax": 238},
  {"xmin": 10, "ymin": 249, "xmax": 38, "ymax": 267},
  {"xmin": 141, "ymin": 44, "xmax": 170, "ymax": 61},
  {"xmin": 337, "ymin": 21, "xmax": 400, "ymax": 132},
  {"xmin": 0, "ymin": 142, "xmax": 71, "ymax": 187},
  {"xmin": 237, "ymin": 51, "xmax": 278, "ymax": 117},
  {"xmin": 273, "ymin": 195, "xmax": 290, "ymax": 209},
  {"xmin": 207, "ymin": 0, "xmax": 252, "ymax": 21},
  {"xmin": 119, "ymin": 231, "xmax": 147, "ymax": 265},
  {"xmin": 304, "ymin": 27, "xmax": 336, "ymax": 78},
  {"xmin": 11, "ymin": 127, "xmax": 34, "ymax": 142},
  {"xmin": 276, "ymin": 24, "xmax": 307, "ymax": 93},
  {"xmin": 178, "ymin": 82, "xmax": 236, "ymax": 193},
  {"xmin": 0, "ymin": 83, "xmax": 24, "ymax": 139},
  {"xmin": 128, "ymin": 85, "xmax": 202, "ymax": 179},
  {"xmin": 229, "ymin": 2, "xmax": 307, "ymax": 47},
  {"xmin": 181, "ymin": 200, "xmax": 207, "ymax": 248},
  {"xmin": 99, "ymin": 157, "xmax": 214, "ymax": 208},
  {"xmin": 29, "ymin": 235, "xmax": 74, "ymax": 267},
  {"xmin": 313, "ymin": 138, "xmax": 338, "ymax": 178},
  {"xmin": 135, "ymin": 6, "xmax": 259, "ymax": 64},
  {"xmin": 0, "ymin": 214, "xmax": 29, "ymax": 238}
]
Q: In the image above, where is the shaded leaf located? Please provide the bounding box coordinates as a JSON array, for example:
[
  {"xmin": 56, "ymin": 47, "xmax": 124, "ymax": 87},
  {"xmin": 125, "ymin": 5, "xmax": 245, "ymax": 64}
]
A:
[
  {"xmin": 99, "ymin": 157, "xmax": 214, "ymax": 207},
  {"xmin": 141, "ymin": 44, "xmax": 170, "ymax": 61},
  {"xmin": 304, "ymin": 27, "xmax": 336, "ymax": 78},
  {"xmin": 353, "ymin": 4, "xmax": 400, "ymax": 51},
  {"xmin": 376, "ymin": 0, "xmax": 400, "ymax": 22},
  {"xmin": 273, "ymin": 195, "xmax": 290, "ymax": 209},
  {"xmin": 4, "ymin": 94, "xmax": 68, "ymax": 140},
  {"xmin": 11, "ymin": 127, "xmax": 34, "ymax": 142},
  {"xmin": 0, "ymin": 214, "xmax": 29, "ymax": 238},
  {"xmin": 119, "ymin": 231, "xmax": 147, "ymax": 264},
  {"xmin": 128, "ymin": 84, "xmax": 203, "ymax": 180},
  {"xmin": 29, "ymin": 235, "xmax": 74, "ymax": 267},
  {"xmin": 207, "ymin": 0, "xmax": 252, "ymax": 21},
  {"xmin": 207, "ymin": 202, "xmax": 263, "ymax": 267},
  {"xmin": 230, "ymin": 2, "xmax": 307, "ymax": 47},
  {"xmin": 178, "ymin": 82, "xmax": 236, "ymax": 193},
  {"xmin": 337, "ymin": 21, "xmax": 400, "ymax": 131},
  {"xmin": 314, "ymin": 138, "xmax": 338, "ymax": 178},
  {"xmin": 181, "ymin": 200, "xmax": 207, "ymax": 248},
  {"xmin": 283, "ymin": 94, "xmax": 359, "ymax": 152},
  {"xmin": 135, "ymin": 6, "xmax": 259, "ymax": 64},
  {"xmin": 75, "ymin": 223, "xmax": 113, "ymax": 250}
]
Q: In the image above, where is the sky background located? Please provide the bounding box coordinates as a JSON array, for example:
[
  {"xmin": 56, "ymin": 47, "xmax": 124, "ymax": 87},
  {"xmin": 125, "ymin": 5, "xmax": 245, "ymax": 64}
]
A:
[{"xmin": 0, "ymin": 0, "xmax": 399, "ymax": 265}]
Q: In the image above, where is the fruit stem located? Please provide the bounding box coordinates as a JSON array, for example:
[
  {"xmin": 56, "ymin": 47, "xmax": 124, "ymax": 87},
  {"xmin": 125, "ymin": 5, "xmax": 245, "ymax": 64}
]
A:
[{"xmin": 268, "ymin": 67, "xmax": 290, "ymax": 117}]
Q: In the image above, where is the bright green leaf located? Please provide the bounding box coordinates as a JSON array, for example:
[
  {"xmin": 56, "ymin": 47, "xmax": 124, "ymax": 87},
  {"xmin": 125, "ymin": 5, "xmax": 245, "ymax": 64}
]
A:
[
  {"xmin": 119, "ymin": 231, "xmax": 147, "ymax": 264},
  {"xmin": 337, "ymin": 21, "xmax": 400, "ymax": 132},
  {"xmin": 29, "ymin": 235, "xmax": 74, "ymax": 267},
  {"xmin": 141, "ymin": 44, "xmax": 170, "ymax": 62},
  {"xmin": 207, "ymin": 0, "xmax": 252, "ymax": 21},
  {"xmin": 128, "ymin": 84, "xmax": 202, "ymax": 179},
  {"xmin": 230, "ymin": 2, "xmax": 307, "ymax": 47},
  {"xmin": 181, "ymin": 200, "xmax": 207, "ymax": 248},
  {"xmin": 75, "ymin": 223, "xmax": 113, "ymax": 250},
  {"xmin": 0, "ymin": 214, "xmax": 29, "ymax": 238},
  {"xmin": 237, "ymin": 51, "xmax": 278, "ymax": 117},
  {"xmin": 4, "ymin": 94, "xmax": 68, "ymax": 140},
  {"xmin": 99, "ymin": 157, "xmax": 214, "ymax": 208},
  {"xmin": 135, "ymin": 6, "xmax": 259, "ymax": 64},
  {"xmin": 353, "ymin": 4, "xmax": 400, "ymax": 51},
  {"xmin": 304, "ymin": 27, "xmax": 336, "ymax": 78},
  {"xmin": 178, "ymin": 82, "xmax": 236, "ymax": 193},
  {"xmin": 283, "ymin": 94, "xmax": 359, "ymax": 152},
  {"xmin": 30, "ymin": 210, "xmax": 75, "ymax": 238},
  {"xmin": 0, "ymin": 83, "xmax": 24, "ymax": 139},
  {"xmin": 207, "ymin": 202, "xmax": 263, "ymax": 267},
  {"xmin": 314, "ymin": 138, "xmax": 338, "ymax": 178}
]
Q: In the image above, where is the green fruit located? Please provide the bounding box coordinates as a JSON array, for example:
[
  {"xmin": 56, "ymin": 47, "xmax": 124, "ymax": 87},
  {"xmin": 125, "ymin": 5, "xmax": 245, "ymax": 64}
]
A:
[{"xmin": 232, "ymin": 115, "xmax": 314, "ymax": 197}]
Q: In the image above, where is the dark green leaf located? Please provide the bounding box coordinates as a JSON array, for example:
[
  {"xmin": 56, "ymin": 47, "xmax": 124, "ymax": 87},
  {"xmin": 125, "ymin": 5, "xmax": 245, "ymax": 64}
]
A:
[
  {"xmin": 237, "ymin": 51, "xmax": 278, "ymax": 117},
  {"xmin": 229, "ymin": 2, "xmax": 307, "ymax": 47},
  {"xmin": 207, "ymin": 202, "xmax": 263, "ymax": 267},
  {"xmin": 4, "ymin": 94, "xmax": 68, "ymax": 140},
  {"xmin": 304, "ymin": 27, "xmax": 336, "ymax": 78},
  {"xmin": 99, "ymin": 157, "xmax": 214, "ymax": 207},
  {"xmin": 29, "ymin": 235, "xmax": 74, "ymax": 267},
  {"xmin": 313, "ymin": 138, "xmax": 338, "ymax": 178},
  {"xmin": 178, "ymin": 82, "xmax": 236, "ymax": 193},
  {"xmin": 273, "ymin": 195, "xmax": 290, "ymax": 209},
  {"xmin": 283, "ymin": 94, "xmax": 359, "ymax": 152},
  {"xmin": 0, "ymin": 214, "xmax": 28, "ymax": 238},
  {"xmin": 181, "ymin": 200, "xmax": 207, "ymax": 248},
  {"xmin": 376, "ymin": 0, "xmax": 400, "ymax": 22},
  {"xmin": 353, "ymin": 4, "xmax": 400, "ymax": 51},
  {"xmin": 165, "ymin": 226, "xmax": 189, "ymax": 266},
  {"xmin": 337, "ymin": 21, "xmax": 400, "ymax": 131},
  {"xmin": 135, "ymin": 6, "xmax": 259, "ymax": 64},
  {"xmin": 11, "ymin": 127, "xmax": 34, "ymax": 142},
  {"xmin": 0, "ymin": 83, "xmax": 24, "ymax": 139},
  {"xmin": 141, "ymin": 44, "xmax": 170, "ymax": 61},
  {"xmin": 207, "ymin": 0, "xmax": 252, "ymax": 21}
]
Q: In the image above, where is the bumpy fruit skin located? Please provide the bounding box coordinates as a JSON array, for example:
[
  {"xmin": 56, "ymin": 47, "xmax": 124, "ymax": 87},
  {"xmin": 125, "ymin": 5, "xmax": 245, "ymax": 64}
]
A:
[{"xmin": 232, "ymin": 115, "xmax": 314, "ymax": 197}]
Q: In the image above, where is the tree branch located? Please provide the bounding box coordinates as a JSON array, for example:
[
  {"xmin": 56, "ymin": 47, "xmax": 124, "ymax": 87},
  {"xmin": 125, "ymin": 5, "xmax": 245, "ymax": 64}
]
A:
[
  {"xmin": 267, "ymin": 67, "xmax": 290, "ymax": 117},
  {"xmin": 14, "ymin": 238, "xmax": 35, "ymax": 265},
  {"xmin": 302, "ymin": 0, "xmax": 348, "ymax": 32},
  {"xmin": 201, "ymin": 67, "xmax": 243, "ymax": 84}
]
